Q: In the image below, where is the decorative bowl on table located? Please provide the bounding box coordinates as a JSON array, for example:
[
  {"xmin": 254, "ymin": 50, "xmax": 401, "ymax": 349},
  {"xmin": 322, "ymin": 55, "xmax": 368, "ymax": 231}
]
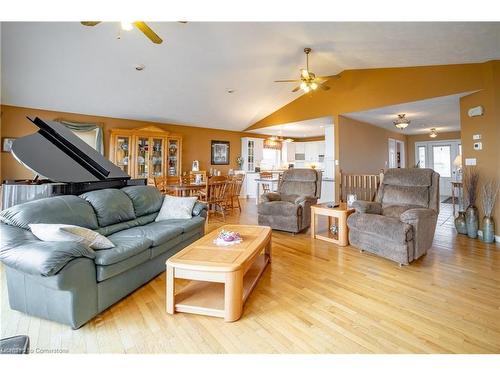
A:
[{"xmin": 213, "ymin": 229, "xmax": 243, "ymax": 246}]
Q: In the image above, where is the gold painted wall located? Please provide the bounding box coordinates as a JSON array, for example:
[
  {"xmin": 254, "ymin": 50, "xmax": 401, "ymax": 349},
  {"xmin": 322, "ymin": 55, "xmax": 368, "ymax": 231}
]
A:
[
  {"xmin": 0, "ymin": 105, "xmax": 264, "ymax": 181},
  {"xmin": 459, "ymin": 61, "xmax": 500, "ymax": 235},
  {"xmin": 338, "ymin": 116, "xmax": 407, "ymax": 174}
]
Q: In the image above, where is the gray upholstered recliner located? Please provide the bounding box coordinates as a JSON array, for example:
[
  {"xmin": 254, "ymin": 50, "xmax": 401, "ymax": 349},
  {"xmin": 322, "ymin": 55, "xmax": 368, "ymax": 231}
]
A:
[
  {"xmin": 258, "ymin": 169, "xmax": 322, "ymax": 233},
  {"xmin": 347, "ymin": 168, "xmax": 439, "ymax": 265}
]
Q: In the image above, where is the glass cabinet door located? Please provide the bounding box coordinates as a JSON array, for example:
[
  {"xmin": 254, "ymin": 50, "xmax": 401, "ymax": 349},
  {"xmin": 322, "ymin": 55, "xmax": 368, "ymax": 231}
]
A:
[
  {"xmin": 115, "ymin": 136, "xmax": 131, "ymax": 174},
  {"xmin": 136, "ymin": 137, "xmax": 149, "ymax": 178},
  {"xmin": 151, "ymin": 138, "xmax": 164, "ymax": 177},
  {"xmin": 167, "ymin": 138, "xmax": 179, "ymax": 176}
]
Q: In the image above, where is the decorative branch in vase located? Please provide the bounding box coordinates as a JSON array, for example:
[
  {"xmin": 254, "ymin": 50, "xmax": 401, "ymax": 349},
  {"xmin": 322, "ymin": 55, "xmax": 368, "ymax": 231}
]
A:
[
  {"xmin": 463, "ymin": 166, "xmax": 480, "ymax": 239},
  {"xmin": 481, "ymin": 180, "xmax": 498, "ymax": 243}
]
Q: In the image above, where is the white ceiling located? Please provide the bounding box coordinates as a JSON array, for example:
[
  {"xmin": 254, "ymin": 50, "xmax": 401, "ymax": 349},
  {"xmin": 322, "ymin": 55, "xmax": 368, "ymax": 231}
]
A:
[
  {"xmin": 1, "ymin": 22, "xmax": 499, "ymax": 131},
  {"xmin": 248, "ymin": 116, "xmax": 332, "ymax": 138},
  {"xmin": 343, "ymin": 93, "xmax": 472, "ymax": 135}
]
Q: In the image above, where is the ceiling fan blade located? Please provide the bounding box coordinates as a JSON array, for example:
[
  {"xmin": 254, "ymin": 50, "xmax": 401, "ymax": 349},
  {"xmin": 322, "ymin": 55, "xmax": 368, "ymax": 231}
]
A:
[
  {"xmin": 292, "ymin": 86, "xmax": 301, "ymax": 92},
  {"xmin": 81, "ymin": 21, "xmax": 101, "ymax": 26},
  {"xmin": 133, "ymin": 21, "xmax": 163, "ymax": 44},
  {"xmin": 274, "ymin": 79, "xmax": 302, "ymax": 83},
  {"xmin": 300, "ymin": 69, "xmax": 310, "ymax": 80},
  {"xmin": 318, "ymin": 83, "xmax": 331, "ymax": 91}
]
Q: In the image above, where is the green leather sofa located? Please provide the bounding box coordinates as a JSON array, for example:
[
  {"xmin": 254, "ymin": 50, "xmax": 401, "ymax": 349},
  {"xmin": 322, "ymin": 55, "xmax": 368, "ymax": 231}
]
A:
[{"xmin": 0, "ymin": 186, "xmax": 207, "ymax": 329}]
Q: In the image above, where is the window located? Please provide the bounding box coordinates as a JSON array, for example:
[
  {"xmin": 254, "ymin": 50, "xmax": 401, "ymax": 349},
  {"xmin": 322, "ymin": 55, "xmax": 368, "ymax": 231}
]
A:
[
  {"xmin": 432, "ymin": 145, "xmax": 451, "ymax": 177},
  {"xmin": 417, "ymin": 146, "xmax": 427, "ymax": 168},
  {"xmin": 73, "ymin": 128, "xmax": 99, "ymax": 150},
  {"xmin": 260, "ymin": 148, "xmax": 281, "ymax": 170}
]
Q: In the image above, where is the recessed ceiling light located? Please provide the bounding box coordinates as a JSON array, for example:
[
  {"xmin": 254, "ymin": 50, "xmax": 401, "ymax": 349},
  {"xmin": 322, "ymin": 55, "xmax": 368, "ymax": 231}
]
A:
[{"xmin": 135, "ymin": 64, "xmax": 145, "ymax": 71}]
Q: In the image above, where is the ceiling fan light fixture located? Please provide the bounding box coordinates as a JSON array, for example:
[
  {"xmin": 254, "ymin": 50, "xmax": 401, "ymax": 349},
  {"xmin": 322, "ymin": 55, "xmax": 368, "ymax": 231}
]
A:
[
  {"xmin": 429, "ymin": 128, "xmax": 438, "ymax": 138},
  {"xmin": 121, "ymin": 21, "xmax": 134, "ymax": 31},
  {"xmin": 310, "ymin": 82, "xmax": 318, "ymax": 90},
  {"xmin": 393, "ymin": 114, "xmax": 410, "ymax": 129},
  {"xmin": 303, "ymin": 85, "xmax": 311, "ymax": 93},
  {"xmin": 300, "ymin": 82, "xmax": 307, "ymax": 90}
]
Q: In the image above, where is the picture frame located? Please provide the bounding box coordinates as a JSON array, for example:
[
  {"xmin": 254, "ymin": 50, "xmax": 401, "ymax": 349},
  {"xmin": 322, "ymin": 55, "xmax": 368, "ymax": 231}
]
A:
[
  {"xmin": 2, "ymin": 137, "xmax": 16, "ymax": 153},
  {"xmin": 211, "ymin": 140, "xmax": 230, "ymax": 165}
]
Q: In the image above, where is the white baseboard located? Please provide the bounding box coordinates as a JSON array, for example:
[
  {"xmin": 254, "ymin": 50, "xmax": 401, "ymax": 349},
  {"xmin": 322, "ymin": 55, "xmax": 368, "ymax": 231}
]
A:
[{"xmin": 477, "ymin": 230, "xmax": 500, "ymax": 244}]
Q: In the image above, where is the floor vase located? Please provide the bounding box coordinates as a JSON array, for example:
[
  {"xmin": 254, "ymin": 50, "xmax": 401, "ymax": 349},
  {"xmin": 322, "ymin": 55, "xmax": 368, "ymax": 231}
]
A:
[{"xmin": 465, "ymin": 205, "xmax": 479, "ymax": 239}]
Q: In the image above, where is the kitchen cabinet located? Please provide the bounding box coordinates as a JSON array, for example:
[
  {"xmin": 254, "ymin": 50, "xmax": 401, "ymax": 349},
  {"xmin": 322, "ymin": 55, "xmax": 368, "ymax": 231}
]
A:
[
  {"xmin": 281, "ymin": 142, "xmax": 296, "ymax": 163},
  {"xmin": 244, "ymin": 172, "xmax": 259, "ymax": 198},
  {"xmin": 241, "ymin": 137, "xmax": 264, "ymax": 172},
  {"xmin": 305, "ymin": 142, "xmax": 317, "ymax": 161}
]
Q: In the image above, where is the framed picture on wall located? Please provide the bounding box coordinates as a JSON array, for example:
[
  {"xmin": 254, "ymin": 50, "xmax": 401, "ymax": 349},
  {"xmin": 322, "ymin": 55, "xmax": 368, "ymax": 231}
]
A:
[
  {"xmin": 2, "ymin": 137, "xmax": 17, "ymax": 152},
  {"xmin": 211, "ymin": 140, "xmax": 230, "ymax": 165}
]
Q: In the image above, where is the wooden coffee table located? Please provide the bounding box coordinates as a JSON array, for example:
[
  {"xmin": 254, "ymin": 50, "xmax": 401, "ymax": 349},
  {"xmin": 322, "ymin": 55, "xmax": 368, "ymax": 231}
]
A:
[
  {"xmin": 166, "ymin": 225, "xmax": 272, "ymax": 322},
  {"xmin": 311, "ymin": 202, "xmax": 355, "ymax": 246}
]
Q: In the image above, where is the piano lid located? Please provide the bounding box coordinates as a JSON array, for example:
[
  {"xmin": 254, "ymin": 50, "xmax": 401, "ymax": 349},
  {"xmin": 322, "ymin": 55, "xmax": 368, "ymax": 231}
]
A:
[{"xmin": 11, "ymin": 117, "xmax": 130, "ymax": 183}]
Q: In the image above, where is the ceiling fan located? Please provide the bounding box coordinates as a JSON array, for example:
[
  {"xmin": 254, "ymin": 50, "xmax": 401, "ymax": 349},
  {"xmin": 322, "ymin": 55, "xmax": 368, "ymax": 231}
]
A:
[
  {"xmin": 275, "ymin": 48, "xmax": 335, "ymax": 93},
  {"xmin": 81, "ymin": 21, "xmax": 164, "ymax": 44}
]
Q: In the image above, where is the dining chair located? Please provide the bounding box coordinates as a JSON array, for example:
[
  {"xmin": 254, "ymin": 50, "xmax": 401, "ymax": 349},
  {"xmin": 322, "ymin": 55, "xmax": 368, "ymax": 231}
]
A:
[
  {"xmin": 205, "ymin": 176, "xmax": 228, "ymax": 221},
  {"xmin": 228, "ymin": 174, "xmax": 245, "ymax": 212},
  {"xmin": 259, "ymin": 171, "xmax": 273, "ymax": 194}
]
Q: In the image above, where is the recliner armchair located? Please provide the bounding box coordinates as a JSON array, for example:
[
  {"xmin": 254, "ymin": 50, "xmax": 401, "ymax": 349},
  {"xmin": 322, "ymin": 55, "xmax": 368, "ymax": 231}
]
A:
[
  {"xmin": 258, "ymin": 169, "xmax": 322, "ymax": 233},
  {"xmin": 347, "ymin": 168, "xmax": 439, "ymax": 265}
]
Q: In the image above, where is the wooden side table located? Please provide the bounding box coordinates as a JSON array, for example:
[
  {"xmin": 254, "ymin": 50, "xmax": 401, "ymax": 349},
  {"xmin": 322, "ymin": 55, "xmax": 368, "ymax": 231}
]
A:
[{"xmin": 311, "ymin": 202, "xmax": 355, "ymax": 246}]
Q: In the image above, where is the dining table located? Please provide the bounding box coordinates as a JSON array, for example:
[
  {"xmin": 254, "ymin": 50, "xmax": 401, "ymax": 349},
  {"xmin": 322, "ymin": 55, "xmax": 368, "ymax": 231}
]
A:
[{"xmin": 165, "ymin": 182, "xmax": 206, "ymax": 197}]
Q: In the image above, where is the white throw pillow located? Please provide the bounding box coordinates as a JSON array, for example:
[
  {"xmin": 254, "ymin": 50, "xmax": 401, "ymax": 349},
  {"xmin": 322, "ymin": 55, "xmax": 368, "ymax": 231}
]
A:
[
  {"xmin": 29, "ymin": 224, "xmax": 114, "ymax": 250},
  {"xmin": 155, "ymin": 195, "xmax": 198, "ymax": 221}
]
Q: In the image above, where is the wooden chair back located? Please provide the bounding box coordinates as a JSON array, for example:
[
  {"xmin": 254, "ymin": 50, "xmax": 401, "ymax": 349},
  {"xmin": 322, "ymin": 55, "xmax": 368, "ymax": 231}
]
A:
[
  {"xmin": 259, "ymin": 171, "xmax": 273, "ymax": 193},
  {"xmin": 339, "ymin": 170, "xmax": 383, "ymax": 202},
  {"xmin": 208, "ymin": 177, "xmax": 228, "ymax": 204},
  {"xmin": 232, "ymin": 174, "xmax": 245, "ymax": 197}
]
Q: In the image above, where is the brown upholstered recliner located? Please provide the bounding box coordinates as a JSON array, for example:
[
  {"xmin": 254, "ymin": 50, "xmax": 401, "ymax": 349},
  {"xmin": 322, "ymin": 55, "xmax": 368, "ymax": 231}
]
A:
[
  {"xmin": 258, "ymin": 169, "xmax": 322, "ymax": 233},
  {"xmin": 347, "ymin": 168, "xmax": 440, "ymax": 265}
]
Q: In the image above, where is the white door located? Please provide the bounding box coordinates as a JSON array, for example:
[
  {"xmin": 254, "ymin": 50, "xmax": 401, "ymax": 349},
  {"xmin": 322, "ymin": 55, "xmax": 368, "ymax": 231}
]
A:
[
  {"xmin": 388, "ymin": 138, "xmax": 397, "ymax": 168},
  {"xmin": 415, "ymin": 140, "xmax": 461, "ymax": 196}
]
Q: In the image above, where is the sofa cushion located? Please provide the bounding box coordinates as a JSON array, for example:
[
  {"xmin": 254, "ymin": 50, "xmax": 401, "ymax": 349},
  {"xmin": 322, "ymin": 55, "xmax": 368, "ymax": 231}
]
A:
[
  {"xmin": 29, "ymin": 224, "xmax": 115, "ymax": 250},
  {"xmin": 381, "ymin": 185, "xmax": 429, "ymax": 208},
  {"xmin": 115, "ymin": 222, "xmax": 183, "ymax": 247},
  {"xmin": 80, "ymin": 189, "xmax": 136, "ymax": 227},
  {"xmin": 121, "ymin": 186, "xmax": 163, "ymax": 217},
  {"xmin": 157, "ymin": 216, "xmax": 206, "ymax": 233},
  {"xmin": 382, "ymin": 204, "xmax": 422, "ymax": 218},
  {"xmin": 258, "ymin": 201, "xmax": 301, "ymax": 217},
  {"xmin": 347, "ymin": 213, "xmax": 413, "ymax": 244},
  {"xmin": 96, "ymin": 251, "xmax": 150, "ymax": 281},
  {"xmin": 150, "ymin": 236, "xmax": 184, "ymax": 258},
  {"xmin": 0, "ymin": 195, "xmax": 98, "ymax": 230},
  {"xmin": 94, "ymin": 233, "xmax": 152, "ymax": 266},
  {"xmin": 155, "ymin": 195, "xmax": 198, "ymax": 221}
]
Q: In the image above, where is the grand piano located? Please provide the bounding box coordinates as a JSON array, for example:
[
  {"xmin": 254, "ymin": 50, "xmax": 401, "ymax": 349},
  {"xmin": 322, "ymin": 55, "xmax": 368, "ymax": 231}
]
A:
[{"xmin": 2, "ymin": 117, "xmax": 146, "ymax": 209}]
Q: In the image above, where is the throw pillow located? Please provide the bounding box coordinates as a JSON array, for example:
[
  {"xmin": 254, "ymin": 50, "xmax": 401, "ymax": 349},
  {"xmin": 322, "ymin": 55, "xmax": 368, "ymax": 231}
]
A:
[
  {"xmin": 29, "ymin": 224, "xmax": 115, "ymax": 250},
  {"xmin": 155, "ymin": 195, "xmax": 198, "ymax": 221}
]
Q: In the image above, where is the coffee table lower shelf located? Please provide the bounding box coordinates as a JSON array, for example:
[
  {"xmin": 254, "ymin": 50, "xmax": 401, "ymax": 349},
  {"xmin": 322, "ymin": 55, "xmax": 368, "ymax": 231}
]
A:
[{"xmin": 173, "ymin": 254, "xmax": 269, "ymax": 320}]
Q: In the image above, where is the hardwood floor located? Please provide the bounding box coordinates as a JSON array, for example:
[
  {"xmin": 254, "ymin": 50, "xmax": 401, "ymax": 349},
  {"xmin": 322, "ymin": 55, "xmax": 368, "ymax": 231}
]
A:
[{"xmin": 1, "ymin": 200, "xmax": 499, "ymax": 353}]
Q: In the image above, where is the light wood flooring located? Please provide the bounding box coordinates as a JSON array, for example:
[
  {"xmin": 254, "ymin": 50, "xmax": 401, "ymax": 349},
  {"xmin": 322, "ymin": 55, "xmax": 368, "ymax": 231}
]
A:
[{"xmin": 1, "ymin": 200, "xmax": 499, "ymax": 353}]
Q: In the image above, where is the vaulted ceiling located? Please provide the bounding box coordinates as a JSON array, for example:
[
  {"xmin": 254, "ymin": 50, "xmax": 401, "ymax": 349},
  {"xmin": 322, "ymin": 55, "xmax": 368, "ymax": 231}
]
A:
[{"xmin": 1, "ymin": 22, "xmax": 499, "ymax": 131}]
